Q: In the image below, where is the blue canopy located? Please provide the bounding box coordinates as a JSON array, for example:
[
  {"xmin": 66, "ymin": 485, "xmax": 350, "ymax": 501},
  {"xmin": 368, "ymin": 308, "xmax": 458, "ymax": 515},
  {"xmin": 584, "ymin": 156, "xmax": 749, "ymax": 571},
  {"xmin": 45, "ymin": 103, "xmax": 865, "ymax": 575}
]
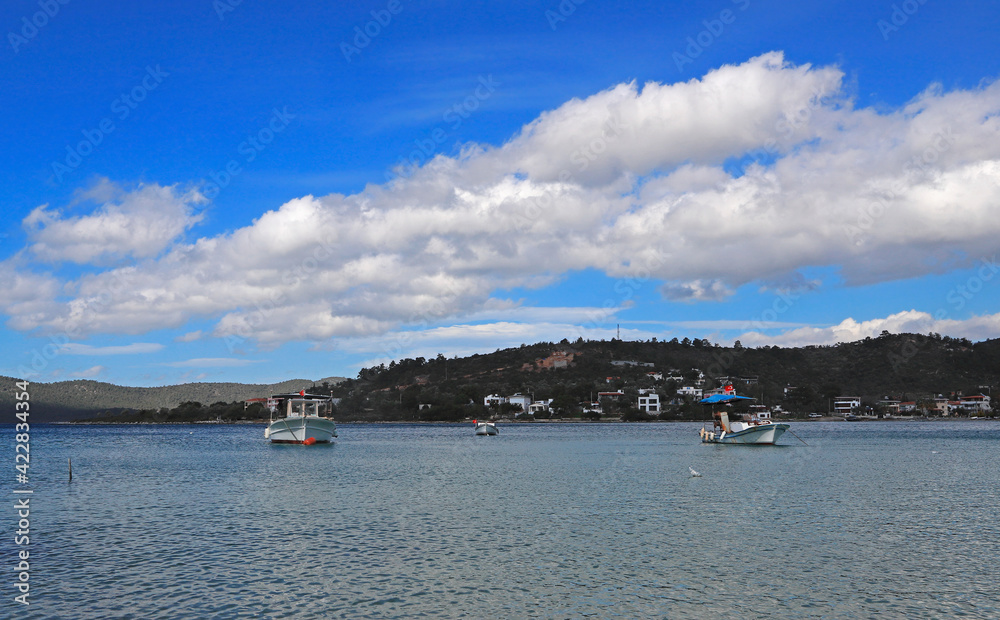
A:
[{"xmin": 699, "ymin": 394, "xmax": 754, "ymax": 404}]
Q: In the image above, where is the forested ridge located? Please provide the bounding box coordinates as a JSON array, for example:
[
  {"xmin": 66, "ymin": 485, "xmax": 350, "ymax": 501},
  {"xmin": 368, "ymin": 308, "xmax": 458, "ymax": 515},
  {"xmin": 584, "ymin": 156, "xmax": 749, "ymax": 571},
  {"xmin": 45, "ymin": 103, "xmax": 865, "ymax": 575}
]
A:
[
  {"xmin": 5, "ymin": 332, "xmax": 1000, "ymax": 423},
  {"xmin": 0, "ymin": 376, "xmax": 346, "ymax": 422}
]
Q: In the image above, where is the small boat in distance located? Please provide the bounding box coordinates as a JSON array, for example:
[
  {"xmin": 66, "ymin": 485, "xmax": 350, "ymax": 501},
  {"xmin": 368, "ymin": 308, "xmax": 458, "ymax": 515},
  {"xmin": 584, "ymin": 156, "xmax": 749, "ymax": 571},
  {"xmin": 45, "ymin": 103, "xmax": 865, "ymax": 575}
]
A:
[
  {"xmin": 264, "ymin": 391, "xmax": 338, "ymax": 444},
  {"xmin": 474, "ymin": 419, "xmax": 498, "ymax": 436},
  {"xmin": 699, "ymin": 392, "xmax": 789, "ymax": 445}
]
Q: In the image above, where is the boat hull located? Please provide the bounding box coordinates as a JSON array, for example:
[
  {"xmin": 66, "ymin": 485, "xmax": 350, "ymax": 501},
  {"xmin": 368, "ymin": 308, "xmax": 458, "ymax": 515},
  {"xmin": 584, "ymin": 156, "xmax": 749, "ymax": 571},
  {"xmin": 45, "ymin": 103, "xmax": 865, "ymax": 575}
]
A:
[
  {"xmin": 266, "ymin": 416, "xmax": 338, "ymax": 444},
  {"xmin": 474, "ymin": 424, "xmax": 498, "ymax": 436},
  {"xmin": 702, "ymin": 423, "xmax": 789, "ymax": 445}
]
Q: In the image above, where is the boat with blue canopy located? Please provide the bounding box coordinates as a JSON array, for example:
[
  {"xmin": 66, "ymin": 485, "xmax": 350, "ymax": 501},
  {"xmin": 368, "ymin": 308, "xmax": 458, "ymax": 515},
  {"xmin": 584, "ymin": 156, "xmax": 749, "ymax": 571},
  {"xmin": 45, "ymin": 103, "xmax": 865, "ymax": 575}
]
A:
[{"xmin": 698, "ymin": 392, "xmax": 789, "ymax": 445}]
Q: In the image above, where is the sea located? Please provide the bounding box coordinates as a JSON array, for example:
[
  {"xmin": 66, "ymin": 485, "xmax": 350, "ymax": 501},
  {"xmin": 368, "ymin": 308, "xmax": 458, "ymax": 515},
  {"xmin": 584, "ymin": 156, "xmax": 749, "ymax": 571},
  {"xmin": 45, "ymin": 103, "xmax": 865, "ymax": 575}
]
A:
[{"xmin": 2, "ymin": 420, "xmax": 998, "ymax": 619}]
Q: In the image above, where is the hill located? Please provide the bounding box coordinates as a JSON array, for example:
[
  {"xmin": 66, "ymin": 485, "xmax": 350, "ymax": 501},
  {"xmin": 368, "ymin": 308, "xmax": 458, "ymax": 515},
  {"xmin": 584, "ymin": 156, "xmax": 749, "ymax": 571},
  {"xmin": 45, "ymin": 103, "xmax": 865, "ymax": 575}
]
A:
[
  {"xmin": 0, "ymin": 376, "xmax": 347, "ymax": 422},
  {"xmin": 6, "ymin": 332, "xmax": 1000, "ymax": 423},
  {"xmin": 327, "ymin": 332, "xmax": 1000, "ymax": 421}
]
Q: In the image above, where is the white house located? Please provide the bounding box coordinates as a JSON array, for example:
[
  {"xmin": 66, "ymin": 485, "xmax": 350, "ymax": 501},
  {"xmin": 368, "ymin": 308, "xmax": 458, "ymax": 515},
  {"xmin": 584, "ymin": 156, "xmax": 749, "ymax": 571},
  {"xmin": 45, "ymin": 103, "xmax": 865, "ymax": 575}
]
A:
[
  {"xmin": 879, "ymin": 397, "xmax": 901, "ymax": 415},
  {"xmin": 637, "ymin": 389, "xmax": 660, "ymax": 414},
  {"xmin": 748, "ymin": 404, "xmax": 771, "ymax": 420},
  {"xmin": 529, "ymin": 399, "xmax": 553, "ymax": 414},
  {"xmin": 677, "ymin": 386, "xmax": 703, "ymax": 399},
  {"xmin": 597, "ymin": 391, "xmax": 625, "ymax": 401},
  {"xmin": 484, "ymin": 394, "xmax": 507, "ymax": 407},
  {"xmin": 833, "ymin": 396, "xmax": 861, "ymax": 416},
  {"xmin": 507, "ymin": 393, "xmax": 532, "ymax": 411},
  {"xmin": 958, "ymin": 393, "xmax": 991, "ymax": 413}
]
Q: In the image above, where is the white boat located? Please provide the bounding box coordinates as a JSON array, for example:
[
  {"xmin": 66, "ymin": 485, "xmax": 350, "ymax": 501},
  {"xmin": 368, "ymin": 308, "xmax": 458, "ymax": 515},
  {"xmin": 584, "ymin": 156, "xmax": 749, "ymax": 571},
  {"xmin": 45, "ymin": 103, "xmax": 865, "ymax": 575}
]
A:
[
  {"xmin": 264, "ymin": 393, "xmax": 337, "ymax": 444},
  {"xmin": 474, "ymin": 420, "xmax": 498, "ymax": 435},
  {"xmin": 699, "ymin": 393, "xmax": 789, "ymax": 445}
]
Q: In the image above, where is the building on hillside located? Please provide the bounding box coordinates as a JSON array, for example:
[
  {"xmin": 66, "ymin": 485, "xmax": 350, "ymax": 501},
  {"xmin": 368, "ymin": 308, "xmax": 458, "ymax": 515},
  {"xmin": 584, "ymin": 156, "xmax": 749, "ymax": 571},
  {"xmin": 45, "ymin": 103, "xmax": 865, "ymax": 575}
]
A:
[
  {"xmin": 637, "ymin": 389, "xmax": 660, "ymax": 414},
  {"xmin": 597, "ymin": 391, "xmax": 625, "ymax": 401},
  {"xmin": 581, "ymin": 401, "xmax": 602, "ymax": 414},
  {"xmin": 899, "ymin": 401, "xmax": 917, "ymax": 413},
  {"xmin": 507, "ymin": 393, "xmax": 532, "ymax": 411},
  {"xmin": 646, "ymin": 371, "xmax": 664, "ymax": 381},
  {"xmin": 529, "ymin": 399, "xmax": 553, "ymax": 414},
  {"xmin": 611, "ymin": 360, "xmax": 655, "ymax": 367},
  {"xmin": 958, "ymin": 393, "xmax": 991, "ymax": 413},
  {"xmin": 677, "ymin": 386, "xmax": 703, "ymax": 399},
  {"xmin": 484, "ymin": 394, "xmax": 507, "ymax": 407},
  {"xmin": 932, "ymin": 396, "xmax": 949, "ymax": 415},
  {"xmin": 833, "ymin": 396, "xmax": 861, "ymax": 416},
  {"xmin": 879, "ymin": 397, "xmax": 901, "ymax": 415}
]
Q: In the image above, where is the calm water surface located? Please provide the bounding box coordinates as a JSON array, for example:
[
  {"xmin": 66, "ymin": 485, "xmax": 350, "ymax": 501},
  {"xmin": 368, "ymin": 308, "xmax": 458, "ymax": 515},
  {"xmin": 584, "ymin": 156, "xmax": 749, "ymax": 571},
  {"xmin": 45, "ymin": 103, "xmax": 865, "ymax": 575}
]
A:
[{"xmin": 3, "ymin": 421, "xmax": 998, "ymax": 619}]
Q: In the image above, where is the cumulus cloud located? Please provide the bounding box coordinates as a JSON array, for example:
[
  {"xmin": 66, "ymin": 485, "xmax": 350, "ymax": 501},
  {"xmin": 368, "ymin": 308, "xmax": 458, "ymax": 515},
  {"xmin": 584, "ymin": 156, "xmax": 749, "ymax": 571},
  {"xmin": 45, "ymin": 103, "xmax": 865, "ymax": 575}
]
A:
[
  {"xmin": 4, "ymin": 52, "xmax": 1000, "ymax": 347},
  {"xmin": 346, "ymin": 320, "xmax": 641, "ymax": 369},
  {"xmin": 163, "ymin": 358, "xmax": 265, "ymax": 368},
  {"xmin": 23, "ymin": 180, "xmax": 204, "ymax": 264},
  {"xmin": 58, "ymin": 342, "xmax": 164, "ymax": 355},
  {"xmin": 69, "ymin": 365, "xmax": 106, "ymax": 378},
  {"xmin": 734, "ymin": 310, "xmax": 1000, "ymax": 348},
  {"xmin": 660, "ymin": 279, "xmax": 735, "ymax": 302}
]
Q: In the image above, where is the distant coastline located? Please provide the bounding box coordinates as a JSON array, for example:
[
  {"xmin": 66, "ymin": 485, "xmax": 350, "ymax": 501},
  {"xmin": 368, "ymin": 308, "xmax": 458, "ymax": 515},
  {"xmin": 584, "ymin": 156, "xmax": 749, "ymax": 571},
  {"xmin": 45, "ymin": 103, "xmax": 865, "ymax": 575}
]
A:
[{"xmin": 57, "ymin": 415, "xmax": 999, "ymax": 426}]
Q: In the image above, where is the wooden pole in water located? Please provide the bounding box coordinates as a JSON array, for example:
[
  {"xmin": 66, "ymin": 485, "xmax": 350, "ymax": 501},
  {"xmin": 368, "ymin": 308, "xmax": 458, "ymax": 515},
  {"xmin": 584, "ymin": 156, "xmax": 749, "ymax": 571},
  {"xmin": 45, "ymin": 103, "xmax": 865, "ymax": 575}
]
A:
[{"xmin": 69, "ymin": 458, "xmax": 72, "ymax": 481}]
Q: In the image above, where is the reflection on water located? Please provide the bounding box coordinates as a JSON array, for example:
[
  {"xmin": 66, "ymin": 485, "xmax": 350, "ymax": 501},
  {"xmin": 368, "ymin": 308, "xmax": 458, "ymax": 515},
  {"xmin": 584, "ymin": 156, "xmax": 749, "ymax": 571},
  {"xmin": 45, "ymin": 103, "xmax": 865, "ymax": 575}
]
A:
[{"xmin": 5, "ymin": 421, "xmax": 999, "ymax": 618}]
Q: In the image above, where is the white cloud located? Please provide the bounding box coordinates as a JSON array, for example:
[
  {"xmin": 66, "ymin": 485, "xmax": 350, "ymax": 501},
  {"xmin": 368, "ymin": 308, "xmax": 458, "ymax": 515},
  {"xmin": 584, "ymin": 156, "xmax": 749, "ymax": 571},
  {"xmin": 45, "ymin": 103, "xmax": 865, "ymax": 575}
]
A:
[
  {"xmin": 163, "ymin": 358, "xmax": 264, "ymax": 368},
  {"xmin": 734, "ymin": 310, "xmax": 1000, "ymax": 347},
  {"xmin": 4, "ymin": 52, "xmax": 1000, "ymax": 347},
  {"xmin": 175, "ymin": 330, "xmax": 203, "ymax": 342},
  {"xmin": 345, "ymin": 320, "xmax": 653, "ymax": 369},
  {"xmin": 23, "ymin": 180, "xmax": 204, "ymax": 264},
  {"xmin": 69, "ymin": 365, "xmax": 106, "ymax": 378},
  {"xmin": 58, "ymin": 342, "xmax": 164, "ymax": 355},
  {"xmin": 660, "ymin": 279, "xmax": 735, "ymax": 302}
]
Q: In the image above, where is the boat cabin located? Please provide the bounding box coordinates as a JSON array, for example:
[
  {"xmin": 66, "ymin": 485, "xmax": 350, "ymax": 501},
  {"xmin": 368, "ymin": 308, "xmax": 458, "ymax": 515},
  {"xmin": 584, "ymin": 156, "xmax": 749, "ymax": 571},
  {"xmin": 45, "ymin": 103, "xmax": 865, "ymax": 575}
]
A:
[
  {"xmin": 266, "ymin": 393, "xmax": 333, "ymax": 421},
  {"xmin": 286, "ymin": 398, "xmax": 325, "ymax": 418}
]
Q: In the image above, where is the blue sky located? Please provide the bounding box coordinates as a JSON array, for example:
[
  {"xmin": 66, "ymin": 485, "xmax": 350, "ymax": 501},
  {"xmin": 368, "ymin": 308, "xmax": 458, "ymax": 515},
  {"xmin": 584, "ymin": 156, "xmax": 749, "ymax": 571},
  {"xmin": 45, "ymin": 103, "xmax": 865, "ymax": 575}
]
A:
[{"xmin": 2, "ymin": 0, "xmax": 1000, "ymax": 386}]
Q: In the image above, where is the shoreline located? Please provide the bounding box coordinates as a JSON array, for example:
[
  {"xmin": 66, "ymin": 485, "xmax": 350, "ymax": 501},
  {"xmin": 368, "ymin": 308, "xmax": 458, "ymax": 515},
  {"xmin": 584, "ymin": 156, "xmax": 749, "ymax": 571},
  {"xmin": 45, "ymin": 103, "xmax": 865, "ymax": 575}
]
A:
[{"xmin": 53, "ymin": 415, "xmax": 999, "ymax": 426}]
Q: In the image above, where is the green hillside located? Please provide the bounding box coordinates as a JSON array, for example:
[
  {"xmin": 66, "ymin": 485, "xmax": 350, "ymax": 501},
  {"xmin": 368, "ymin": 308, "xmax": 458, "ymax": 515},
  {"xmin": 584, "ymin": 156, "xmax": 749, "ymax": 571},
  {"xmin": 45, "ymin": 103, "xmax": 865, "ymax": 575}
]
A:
[
  {"xmin": 5, "ymin": 332, "xmax": 1000, "ymax": 423},
  {"xmin": 328, "ymin": 332, "xmax": 1000, "ymax": 421},
  {"xmin": 0, "ymin": 376, "xmax": 347, "ymax": 422}
]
